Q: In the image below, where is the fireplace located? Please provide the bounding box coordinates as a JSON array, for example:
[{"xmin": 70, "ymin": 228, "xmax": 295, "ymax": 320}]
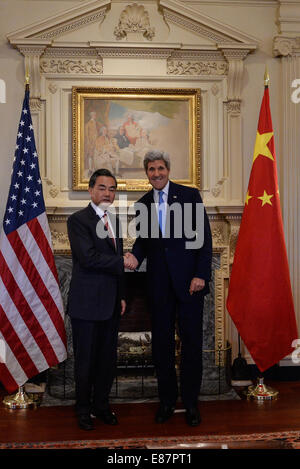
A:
[{"xmin": 47, "ymin": 255, "xmax": 232, "ymax": 399}]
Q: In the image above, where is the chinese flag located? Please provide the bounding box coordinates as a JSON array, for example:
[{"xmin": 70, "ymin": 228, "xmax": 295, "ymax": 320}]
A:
[{"xmin": 226, "ymin": 82, "xmax": 298, "ymax": 372}]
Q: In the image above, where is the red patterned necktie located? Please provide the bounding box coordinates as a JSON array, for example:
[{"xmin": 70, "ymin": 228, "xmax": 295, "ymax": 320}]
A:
[{"xmin": 103, "ymin": 211, "xmax": 116, "ymax": 250}]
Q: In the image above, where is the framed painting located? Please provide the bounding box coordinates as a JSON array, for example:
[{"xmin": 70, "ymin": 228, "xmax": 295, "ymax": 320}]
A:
[{"xmin": 72, "ymin": 87, "xmax": 201, "ymax": 191}]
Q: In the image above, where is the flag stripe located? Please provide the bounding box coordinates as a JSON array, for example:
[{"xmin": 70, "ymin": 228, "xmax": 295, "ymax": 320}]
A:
[
  {"xmin": 28, "ymin": 215, "xmax": 59, "ymax": 283},
  {"xmin": 0, "ymin": 277, "xmax": 48, "ymax": 374},
  {"xmin": 0, "ymin": 304, "xmax": 38, "ymax": 380},
  {"xmin": 2, "ymin": 230, "xmax": 65, "ymax": 362},
  {"xmin": 0, "ymin": 362, "xmax": 19, "ymax": 394},
  {"xmin": 0, "ymin": 247, "xmax": 59, "ymax": 367},
  {"xmin": 16, "ymin": 223, "xmax": 66, "ymax": 346},
  {"xmin": 18, "ymin": 221, "xmax": 63, "ymax": 312}
]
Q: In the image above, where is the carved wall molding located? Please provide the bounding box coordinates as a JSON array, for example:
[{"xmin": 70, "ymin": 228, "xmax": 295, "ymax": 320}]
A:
[
  {"xmin": 162, "ymin": 9, "xmax": 235, "ymax": 44},
  {"xmin": 43, "ymin": 48, "xmax": 100, "ymax": 58},
  {"xmin": 29, "ymin": 98, "xmax": 43, "ymax": 111},
  {"xmin": 211, "ymin": 177, "xmax": 227, "ymax": 197},
  {"xmin": 18, "ymin": 45, "xmax": 47, "ymax": 99},
  {"xmin": 225, "ymin": 100, "xmax": 241, "ymax": 115},
  {"xmin": 225, "ymin": 215, "xmax": 242, "ymax": 265},
  {"xmin": 211, "ymin": 227, "xmax": 226, "ymax": 246},
  {"xmin": 48, "ymin": 83, "xmax": 58, "ymax": 94},
  {"xmin": 114, "ymin": 3, "xmax": 155, "ymax": 41},
  {"xmin": 51, "ymin": 229, "xmax": 70, "ymax": 247},
  {"xmin": 96, "ymin": 46, "xmax": 173, "ymax": 59},
  {"xmin": 273, "ymin": 36, "xmax": 300, "ymax": 56},
  {"xmin": 213, "ymin": 245, "xmax": 230, "ymax": 350},
  {"xmin": 40, "ymin": 58, "xmax": 103, "ymax": 75},
  {"xmin": 223, "ymin": 50, "xmax": 248, "ymax": 102},
  {"xmin": 211, "ymin": 83, "xmax": 220, "ymax": 96},
  {"xmin": 36, "ymin": 9, "xmax": 108, "ymax": 40},
  {"xmin": 167, "ymin": 59, "xmax": 228, "ymax": 75},
  {"xmin": 49, "ymin": 184, "xmax": 60, "ymax": 199}
]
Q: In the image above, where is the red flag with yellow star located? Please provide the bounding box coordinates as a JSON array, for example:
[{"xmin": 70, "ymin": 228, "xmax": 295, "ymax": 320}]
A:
[{"xmin": 226, "ymin": 83, "xmax": 298, "ymax": 372}]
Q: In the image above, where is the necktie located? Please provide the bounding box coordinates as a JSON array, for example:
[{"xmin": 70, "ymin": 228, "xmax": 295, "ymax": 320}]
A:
[
  {"xmin": 103, "ymin": 211, "xmax": 116, "ymax": 250},
  {"xmin": 158, "ymin": 190, "xmax": 165, "ymax": 236}
]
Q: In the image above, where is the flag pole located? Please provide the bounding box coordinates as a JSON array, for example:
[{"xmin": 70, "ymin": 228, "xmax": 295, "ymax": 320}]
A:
[
  {"xmin": 245, "ymin": 67, "xmax": 279, "ymax": 401},
  {"xmin": 2, "ymin": 71, "xmax": 35, "ymax": 409}
]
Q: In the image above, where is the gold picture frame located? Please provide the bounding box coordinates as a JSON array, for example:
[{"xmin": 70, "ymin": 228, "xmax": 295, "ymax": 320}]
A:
[{"xmin": 72, "ymin": 87, "xmax": 201, "ymax": 191}]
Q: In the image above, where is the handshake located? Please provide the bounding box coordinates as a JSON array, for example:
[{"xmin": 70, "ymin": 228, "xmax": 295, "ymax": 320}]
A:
[{"xmin": 123, "ymin": 252, "xmax": 139, "ymax": 271}]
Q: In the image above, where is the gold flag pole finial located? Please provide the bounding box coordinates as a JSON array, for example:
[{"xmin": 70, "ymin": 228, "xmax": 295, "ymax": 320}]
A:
[{"xmin": 264, "ymin": 66, "xmax": 270, "ymax": 87}]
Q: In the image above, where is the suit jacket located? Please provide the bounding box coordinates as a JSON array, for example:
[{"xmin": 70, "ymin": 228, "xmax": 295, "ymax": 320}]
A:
[
  {"xmin": 67, "ymin": 203, "xmax": 124, "ymax": 321},
  {"xmin": 132, "ymin": 181, "xmax": 212, "ymax": 302}
]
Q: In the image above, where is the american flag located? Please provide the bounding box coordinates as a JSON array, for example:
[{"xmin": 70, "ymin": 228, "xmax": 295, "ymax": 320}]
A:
[{"xmin": 0, "ymin": 86, "xmax": 67, "ymax": 393}]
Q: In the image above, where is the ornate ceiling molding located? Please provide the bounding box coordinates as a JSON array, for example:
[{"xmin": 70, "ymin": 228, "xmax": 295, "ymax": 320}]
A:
[
  {"xmin": 7, "ymin": 0, "xmax": 110, "ymax": 42},
  {"xmin": 7, "ymin": 0, "xmax": 258, "ymax": 51},
  {"xmin": 159, "ymin": 0, "xmax": 259, "ymax": 46},
  {"xmin": 6, "ymin": 1, "xmax": 257, "ymax": 100}
]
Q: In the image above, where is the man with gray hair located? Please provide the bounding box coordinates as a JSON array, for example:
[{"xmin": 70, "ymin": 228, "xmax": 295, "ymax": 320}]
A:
[{"xmin": 124, "ymin": 150, "xmax": 212, "ymax": 427}]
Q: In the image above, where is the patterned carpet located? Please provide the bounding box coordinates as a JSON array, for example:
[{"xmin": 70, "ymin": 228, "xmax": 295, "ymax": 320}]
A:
[{"xmin": 0, "ymin": 430, "xmax": 299, "ymax": 449}]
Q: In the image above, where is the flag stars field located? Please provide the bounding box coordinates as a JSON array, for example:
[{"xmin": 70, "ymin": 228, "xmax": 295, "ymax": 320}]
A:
[
  {"xmin": 253, "ymin": 130, "xmax": 274, "ymax": 163},
  {"xmin": 258, "ymin": 190, "xmax": 274, "ymax": 207},
  {"xmin": 245, "ymin": 191, "xmax": 253, "ymax": 205}
]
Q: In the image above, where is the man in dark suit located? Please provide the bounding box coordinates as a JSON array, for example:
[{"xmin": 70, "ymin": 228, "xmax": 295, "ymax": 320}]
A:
[
  {"xmin": 67, "ymin": 168, "xmax": 126, "ymax": 431},
  {"xmin": 124, "ymin": 150, "xmax": 212, "ymax": 426}
]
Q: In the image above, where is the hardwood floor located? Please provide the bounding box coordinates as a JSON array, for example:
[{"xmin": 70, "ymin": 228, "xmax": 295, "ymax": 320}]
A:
[{"xmin": 1, "ymin": 381, "xmax": 300, "ymax": 448}]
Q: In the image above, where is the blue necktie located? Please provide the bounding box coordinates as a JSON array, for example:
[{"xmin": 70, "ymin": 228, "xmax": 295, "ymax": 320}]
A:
[{"xmin": 158, "ymin": 190, "xmax": 165, "ymax": 235}]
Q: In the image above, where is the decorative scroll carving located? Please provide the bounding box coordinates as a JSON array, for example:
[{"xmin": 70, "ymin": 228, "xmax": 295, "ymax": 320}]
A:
[
  {"xmin": 211, "ymin": 178, "xmax": 226, "ymax": 198},
  {"xmin": 40, "ymin": 58, "xmax": 103, "ymax": 75},
  {"xmin": 49, "ymin": 185, "xmax": 59, "ymax": 199},
  {"xmin": 212, "ymin": 227, "xmax": 226, "ymax": 246},
  {"xmin": 225, "ymin": 100, "xmax": 241, "ymax": 115},
  {"xmin": 211, "ymin": 83, "xmax": 220, "ymax": 96},
  {"xmin": 29, "ymin": 98, "xmax": 42, "ymax": 111},
  {"xmin": 167, "ymin": 59, "xmax": 228, "ymax": 75},
  {"xmin": 51, "ymin": 229, "xmax": 70, "ymax": 250},
  {"xmin": 48, "ymin": 83, "xmax": 58, "ymax": 94},
  {"xmin": 114, "ymin": 3, "xmax": 155, "ymax": 41},
  {"xmin": 273, "ymin": 36, "xmax": 300, "ymax": 57},
  {"xmin": 226, "ymin": 216, "xmax": 241, "ymax": 265}
]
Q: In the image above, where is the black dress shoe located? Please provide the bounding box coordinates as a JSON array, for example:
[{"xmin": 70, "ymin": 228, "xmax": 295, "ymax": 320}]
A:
[
  {"xmin": 78, "ymin": 414, "xmax": 94, "ymax": 431},
  {"xmin": 155, "ymin": 405, "xmax": 175, "ymax": 423},
  {"xmin": 93, "ymin": 409, "xmax": 118, "ymax": 425},
  {"xmin": 185, "ymin": 407, "xmax": 201, "ymax": 427}
]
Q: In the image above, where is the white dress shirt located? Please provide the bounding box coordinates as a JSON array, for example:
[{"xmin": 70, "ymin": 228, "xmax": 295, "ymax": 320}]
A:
[
  {"xmin": 153, "ymin": 181, "xmax": 169, "ymax": 236},
  {"xmin": 90, "ymin": 201, "xmax": 116, "ymax": 240}
]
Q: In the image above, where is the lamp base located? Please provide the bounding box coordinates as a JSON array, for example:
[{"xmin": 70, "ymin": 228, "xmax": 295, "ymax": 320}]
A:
[{"xmin": 246, "ymin": 377, "xmax": 279, "ymax": 400}]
